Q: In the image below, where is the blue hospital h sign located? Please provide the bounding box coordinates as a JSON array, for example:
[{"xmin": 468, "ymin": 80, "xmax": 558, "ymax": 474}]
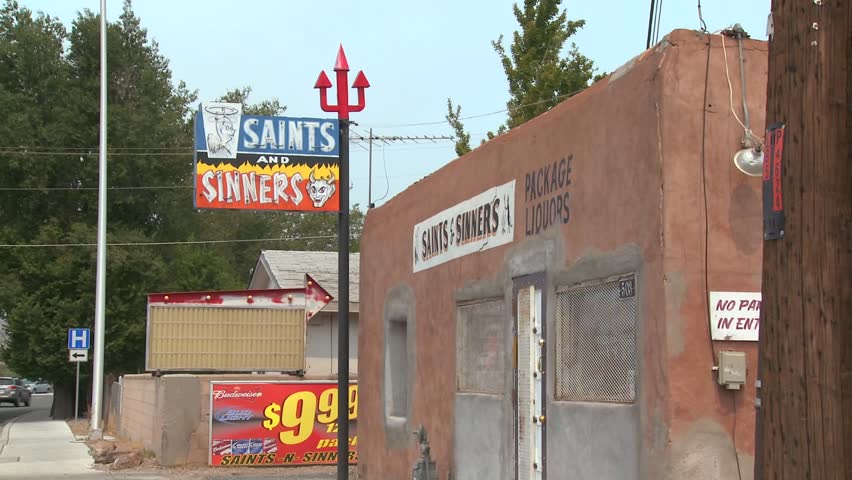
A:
[{"xmin": 68, "ymin": 328, "xmax": 90, "ymax": 350}]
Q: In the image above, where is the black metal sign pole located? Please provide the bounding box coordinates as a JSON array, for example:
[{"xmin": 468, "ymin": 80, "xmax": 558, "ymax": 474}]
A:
[
  {"xmin": 337, "ymin": 118, "xmax": 350, "ymax": 479},
  {"xmin": 315, "ymin": 46, "xmax": 368, "ymax": 480}
]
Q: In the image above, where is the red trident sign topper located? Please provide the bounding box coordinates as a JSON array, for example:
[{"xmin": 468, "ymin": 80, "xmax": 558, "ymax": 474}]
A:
[{"xmin": 314, "ymin": 45, "xmax": 370, "ymax": 120}]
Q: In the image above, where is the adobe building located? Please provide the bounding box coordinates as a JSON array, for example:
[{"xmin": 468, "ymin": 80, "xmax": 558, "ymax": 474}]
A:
[{"xmin": 358, "ymin": 30, "xmax": 767, "ymax": 480}]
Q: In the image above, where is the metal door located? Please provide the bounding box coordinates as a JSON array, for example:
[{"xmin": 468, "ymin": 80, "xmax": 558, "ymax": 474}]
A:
[{"xmin": 516, "ymin": 285, "xmax": 544, "ymax": 480}]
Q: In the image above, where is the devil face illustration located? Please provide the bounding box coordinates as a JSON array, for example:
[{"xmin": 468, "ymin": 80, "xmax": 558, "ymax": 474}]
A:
[{"xmin": 307, "ymin": 169, "xmax": 336, "ymax": 208}]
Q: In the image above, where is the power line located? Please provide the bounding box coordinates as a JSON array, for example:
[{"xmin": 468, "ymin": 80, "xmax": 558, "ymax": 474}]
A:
[
  {"xmin": 0, "ymin": 233, "xmax": 364, "ymax": 249},
  {"xmin": 360, "ymin": 87, "xmax": 589, "ymax": 129},
  {"xmin": 0, "ymin": 88, "xmax": 591, "ymax": 157},
  {"xmin": 361, "ymin": 109, "xmax": 509, "ymax": 128},
  {"xmin": 0, "ymin": 169, "xmax": 438, "ymax": 192},
  {"xmin": 0, "ymin": 185, "xmax": 193, "ymax": 191},
  {"xmin": 646, "ymin": 0, "xmax": 665, "ymax": 48},
  {"xmin": 0, "ymin": 138, "xmax": 454, "ymax": 157},
  {"xmin": 0, "ymin": 150, "xmax": 191, "ymax": 156},
  {"xmin": 0, "ymin": 146, "xmax": 191, "ymax": 151},
  {"xmin": 646, "ymin": 0, "xmax": 657, "ymax": 49},
  {"xmin": 374, "ymin": 143, "xmax": 391, "ymax": 204}
]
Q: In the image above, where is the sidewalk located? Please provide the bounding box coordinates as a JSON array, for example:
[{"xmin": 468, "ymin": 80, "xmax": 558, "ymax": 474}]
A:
[
  {"xmin": 0, "ymin": 410, "xmax": 343, "ymax": 479},
  {"xmin": 0, "ymin": 409, "xmax": 165, "ymax": 480}
]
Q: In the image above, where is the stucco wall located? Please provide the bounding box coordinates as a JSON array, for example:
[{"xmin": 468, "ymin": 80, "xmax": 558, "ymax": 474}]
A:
[
  {"xmin": 358, "ymin": 29, "xmax": 766, "ymax": 480},
  {"xmin": 659, "ymin": 32, "xmax": 765, "ymax": 480}
]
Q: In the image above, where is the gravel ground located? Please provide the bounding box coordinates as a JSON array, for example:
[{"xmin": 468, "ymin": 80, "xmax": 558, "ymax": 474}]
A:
[{"xmin": 68, "ymin": 420, "xmax": 357, "ymax": 479}]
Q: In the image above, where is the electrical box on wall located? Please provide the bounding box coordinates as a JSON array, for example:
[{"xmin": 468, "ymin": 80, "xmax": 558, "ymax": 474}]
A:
[{"xmin": 716, "ymin": 351, "xmax": 747, "ymax": 390}]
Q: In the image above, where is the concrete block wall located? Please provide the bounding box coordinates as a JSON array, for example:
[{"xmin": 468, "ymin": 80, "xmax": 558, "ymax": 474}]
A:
[
  {"xmin": 118, "ymin": 375, "xmax": 159, "ymax": 453},
  {"xmin": 118, "ymin": 373, "xmax": 343, "ymax": 466}
]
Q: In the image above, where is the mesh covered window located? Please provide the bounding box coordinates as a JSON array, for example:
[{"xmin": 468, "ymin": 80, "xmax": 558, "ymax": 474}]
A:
[
  {"xmin": 555, "ymin": 275, "xmax": 638, "ymax": 403},
  {"xmin": 456, "ymin": 300, "xmax": 505, "ymax": 395}
]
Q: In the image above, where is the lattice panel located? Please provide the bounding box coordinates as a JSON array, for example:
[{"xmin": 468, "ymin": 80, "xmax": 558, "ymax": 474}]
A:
[
  {"xmin": 555, "ymin": 275, "xmax": 637, "ymax": 403},
  {"xmin": 456, "ymin": 300, "xmax": 506, "ymax": 394},
  {"xmin": 147, "ymin": 306, "xmax": 305, "ymax": 371}
]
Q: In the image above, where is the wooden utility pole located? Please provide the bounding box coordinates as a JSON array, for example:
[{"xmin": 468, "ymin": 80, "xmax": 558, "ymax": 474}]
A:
[{"xmin": 756, "ymin": 0, "xmax": 851, "ymax": 479}]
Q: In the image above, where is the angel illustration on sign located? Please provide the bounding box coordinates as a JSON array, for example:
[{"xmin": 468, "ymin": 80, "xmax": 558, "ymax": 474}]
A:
[{"xmin": 204, "ymin": 104, "xmax": 240, "ymax": 158}]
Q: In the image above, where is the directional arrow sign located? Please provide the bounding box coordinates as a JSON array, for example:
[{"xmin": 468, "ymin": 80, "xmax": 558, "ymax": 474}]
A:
[{"xmin": 69, "ymin": 349, "xmax": 88, "ymax": 362}]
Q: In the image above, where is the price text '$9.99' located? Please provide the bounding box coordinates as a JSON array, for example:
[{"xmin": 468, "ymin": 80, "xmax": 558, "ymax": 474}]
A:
[{"xmin": 262, "ymin": 385, "xmax": 357, "ymax": 445}]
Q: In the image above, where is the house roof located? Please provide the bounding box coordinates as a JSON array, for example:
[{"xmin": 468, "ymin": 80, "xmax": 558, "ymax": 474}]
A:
[{"xmin": 253, "ymin": 250, "xmax": 359, "ymax": 312}]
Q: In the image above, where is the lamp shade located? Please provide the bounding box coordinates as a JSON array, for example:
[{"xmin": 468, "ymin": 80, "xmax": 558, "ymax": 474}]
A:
[{"xmin": 734, "ymin": 147, "xmax": 764, "ymax": 177}]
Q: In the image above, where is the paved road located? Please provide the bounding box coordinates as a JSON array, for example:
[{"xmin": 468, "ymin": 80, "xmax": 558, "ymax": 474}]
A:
[{"xmin": 0, "ymin": 394, "xmax": 52, "ymax": 425}]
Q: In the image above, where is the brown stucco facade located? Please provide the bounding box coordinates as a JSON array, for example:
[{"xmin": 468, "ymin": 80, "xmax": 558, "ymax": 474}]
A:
[{"xmin": 358, "ymin": 30, "xmax": 766, "ymax": 480}]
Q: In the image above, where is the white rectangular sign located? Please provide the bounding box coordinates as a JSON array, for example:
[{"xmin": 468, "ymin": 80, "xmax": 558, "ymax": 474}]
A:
[
  {"xmin": 708, "ymin": 291, "xmax": 762, "ymax": 341},
  {"xmin": 69, "ymin": 349, "xmax": 89, "ymax": 362},
  {"xmin": 413, "ymin": 180, "xmax": 515, "ymax": 272}
]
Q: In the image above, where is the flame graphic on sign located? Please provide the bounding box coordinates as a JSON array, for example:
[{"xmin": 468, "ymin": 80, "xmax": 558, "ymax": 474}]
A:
[{"xmin": 196, "ymin": 161, "xmax": 338, "ymax": 179}]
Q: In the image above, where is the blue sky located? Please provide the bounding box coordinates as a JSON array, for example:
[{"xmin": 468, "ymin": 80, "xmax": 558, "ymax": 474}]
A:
[{"xmin": 20, "ymin": 0, "xmax": 769, "ymax": 209}]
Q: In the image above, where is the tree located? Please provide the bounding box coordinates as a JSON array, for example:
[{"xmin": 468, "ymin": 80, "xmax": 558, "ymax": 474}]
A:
[
  {"xmin": 219, "ymin": 86, "xmax": 285, "ymax": 116},
  {"xmin": 446, "ymin": 99, "xmax": 471, "ymax": 157},
  {"xmin": 447, "ymin": 0, "xmax": 596, "ymax": 154},
  {"xmin": 494, "ymin": 0, "xmax": 595, "ymax": 129},
  {"xmin": 0, "ymin": 0, "xmax": 362, "ymax": 419}
]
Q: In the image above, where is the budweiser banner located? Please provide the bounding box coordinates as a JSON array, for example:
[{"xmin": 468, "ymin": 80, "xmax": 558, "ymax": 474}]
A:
[{"xmin": 209, "ymin": 381, "xmax": 357, "ymax": 466}]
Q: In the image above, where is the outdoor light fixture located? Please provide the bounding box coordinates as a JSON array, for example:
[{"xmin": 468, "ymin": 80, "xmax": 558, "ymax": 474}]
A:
[
  {"xmin": 734, "ymin": 146, "xmax": 764, "ymax": 176},
  {"xmin": 723, "ymin": 24, "xmax": 766, "ymax": 178}
]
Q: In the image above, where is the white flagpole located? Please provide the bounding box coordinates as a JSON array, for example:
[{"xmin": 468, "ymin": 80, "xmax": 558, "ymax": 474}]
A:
[{"xmin": 89, "ymin": 0, "xmax": 108, "ymax": 438}]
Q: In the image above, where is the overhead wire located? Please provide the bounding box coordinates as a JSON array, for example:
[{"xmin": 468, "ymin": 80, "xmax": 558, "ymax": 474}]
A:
[
  {"xmin": 720, "ymin": 34, "xmax": 764, "ymax": 144},
  {"xmin": 653, "ymin": 0, "xmax": 664, "ymax": 45},
  {"xmin": 0, "ymin": 146, "xmax": 192, "ymax": 151},
  {"xmin": 361, "ymin": 87, "xmax": 588, "ymax": 129},
  {"xmin": 646, "ymin": 0, "xmax": 657, "ymax": 49},
  {"xmin": 0, "ymin": 150, "xmax": 191, "ymax": 156},
  {"xmin": 0, "ymin": 90, "xmax": 591, "ymax": 148},
  {"xmin": 0, "ymin": 185, "xmax": 193, "ymax": 191},
  {"xmin": 646, "ymin": 0, "xmax": 664, "ymax": 48},
  {"xmin": 0, "ymin": 234, "xmax": 367, "ymax": 249},
  {"xmin": 702, "ymin": 36, "xmax": 743, "ymax": 480},
  {"xmin": 0, "ymin": 83, "xmax": 589, "ymax": 204},
  {"xmin": 374, "ymin": 144, "xmax": 391, "ymax": 203}
]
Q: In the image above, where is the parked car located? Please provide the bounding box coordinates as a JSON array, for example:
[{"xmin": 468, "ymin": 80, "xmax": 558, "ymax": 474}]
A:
[
  {"xmin": 0, "ymin": 377, "xmax": 32, "ymax": 407},
  {"xmin": 31, "ymin": 381, "xmax": 52, "ymax": 394}
]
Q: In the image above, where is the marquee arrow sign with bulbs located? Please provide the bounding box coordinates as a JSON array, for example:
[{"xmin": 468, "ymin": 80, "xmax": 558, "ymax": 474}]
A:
[{"xmin": 144, "ymin": 274, "xmax": 333, "ymax": 373}]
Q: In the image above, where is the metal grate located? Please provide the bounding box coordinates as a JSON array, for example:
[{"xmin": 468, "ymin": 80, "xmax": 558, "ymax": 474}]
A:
[
  {"xmin": 555, "ymin": 275, "xmax": 638, "ymax": 403},
  {"xmin": 456, "ymin": 300, "xmax": 505, "ymax": 395}
]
